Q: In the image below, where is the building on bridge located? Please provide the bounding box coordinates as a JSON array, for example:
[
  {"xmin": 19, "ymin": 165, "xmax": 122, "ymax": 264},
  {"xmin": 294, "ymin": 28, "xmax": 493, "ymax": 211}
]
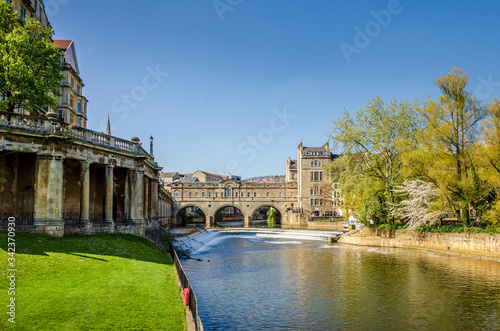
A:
[{"xmin": 165, "ymin": 141, "xmax": 345, "ymax": 227}]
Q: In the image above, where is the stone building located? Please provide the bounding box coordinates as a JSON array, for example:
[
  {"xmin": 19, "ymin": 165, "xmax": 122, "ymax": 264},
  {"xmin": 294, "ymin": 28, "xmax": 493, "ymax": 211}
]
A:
[
  {"xmin": 7, "ymin": 1, "xmax": 89, "ymax": 128},
  {"xmin": 53, "ymin": 40, "xmax": 88, "ymax": 128},
  {"xmin": 9, "ymin": 0, "xmax": 51, "ymax": 28}
]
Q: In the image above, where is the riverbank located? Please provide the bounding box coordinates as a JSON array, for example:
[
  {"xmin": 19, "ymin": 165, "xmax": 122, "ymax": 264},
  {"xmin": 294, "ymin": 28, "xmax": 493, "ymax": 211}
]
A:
[
  {"xmin": 340, "ymin": 228, "xmax": 500, "ymax": 260},
  {"xmin": 0, "ymin": 232, "xmax": 186, "ymax": 330}
]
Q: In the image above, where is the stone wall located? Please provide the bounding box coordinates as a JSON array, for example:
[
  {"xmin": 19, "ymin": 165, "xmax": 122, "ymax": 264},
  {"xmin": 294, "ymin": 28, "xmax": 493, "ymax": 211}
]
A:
[{"xmin": 340, "ymin": 227, "xmax": 500, "ymax": 259}]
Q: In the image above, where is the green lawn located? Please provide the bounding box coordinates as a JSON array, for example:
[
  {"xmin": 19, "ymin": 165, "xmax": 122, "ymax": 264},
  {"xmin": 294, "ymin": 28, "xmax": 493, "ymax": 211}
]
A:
[{"xmin": 0, "ymin": 232, "xmax": 186, "ymax": 330}]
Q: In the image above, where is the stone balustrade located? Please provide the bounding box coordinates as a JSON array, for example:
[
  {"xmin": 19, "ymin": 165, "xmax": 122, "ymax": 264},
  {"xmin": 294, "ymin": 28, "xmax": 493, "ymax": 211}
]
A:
[{"xmin": 0, "ymin": 111, "xmax": 139, "ymax": 153}]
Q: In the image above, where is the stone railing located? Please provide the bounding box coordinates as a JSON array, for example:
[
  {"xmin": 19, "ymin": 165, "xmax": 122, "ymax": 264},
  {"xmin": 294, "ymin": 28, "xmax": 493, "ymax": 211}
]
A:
[
  {"xmin": 0, "ymin": 111, "xmax": 140, "ymax": 154},
  {"xmin": 0, "ymin": 111, "xmax": 51, "ymax": 132}
]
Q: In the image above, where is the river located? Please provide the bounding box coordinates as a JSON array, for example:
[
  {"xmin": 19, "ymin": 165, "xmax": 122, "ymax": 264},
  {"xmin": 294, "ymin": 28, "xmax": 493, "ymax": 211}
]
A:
[{"xmin": 180, "ymin": 232, "xmax": 500, "ymax": 331}]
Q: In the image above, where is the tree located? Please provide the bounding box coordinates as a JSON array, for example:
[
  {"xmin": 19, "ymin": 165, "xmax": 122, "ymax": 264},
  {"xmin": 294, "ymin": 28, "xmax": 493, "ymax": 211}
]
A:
[
  {"xmin": 267, "ymin": 208, "xmax": 278, "ymax": 227},
  {"xmin": 328, "ymin": 96, "xmax": 421, "ymax": 224},
  {"xmin": 418, "ymin": 67, "xmax": 487, "ymax": 225},
  {"xmin": 0, "ymin": 2, "xmax": 63, "ymax": 114},
  {"xmin": 479, "ymin": 99, "xmax": 500, "ymax": 224},
  {"xmin": 390, "ymin": 179, "xmax": 445, "ymax": 230}
]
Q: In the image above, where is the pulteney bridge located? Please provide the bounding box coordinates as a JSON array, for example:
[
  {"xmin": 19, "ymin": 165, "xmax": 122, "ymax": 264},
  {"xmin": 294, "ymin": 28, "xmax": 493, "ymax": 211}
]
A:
[{"xmin": 167, "ymin": 180, "xmax": 299, "ymax": 227}]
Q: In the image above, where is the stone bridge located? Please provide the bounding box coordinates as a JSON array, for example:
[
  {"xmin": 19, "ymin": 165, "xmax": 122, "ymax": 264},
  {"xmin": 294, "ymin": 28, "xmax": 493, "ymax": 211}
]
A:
[
  {"xmin": 0, "ymin": 111, "xmax": 173, "ymax": 236},
  {"xmin": 167, "ymin": 180, "xmax": 300, "ymax": 227}
]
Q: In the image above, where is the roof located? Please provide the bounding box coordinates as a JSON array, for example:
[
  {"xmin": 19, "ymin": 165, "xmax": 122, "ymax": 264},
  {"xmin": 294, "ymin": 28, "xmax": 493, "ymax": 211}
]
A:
[
  {"xmin": 53, "ymin": 39, "xmax": 72, "ymax": 51},
  {"xmin": 161, "ymin": 172, "xmax": 179, "ymax": 178},
  {"xmin": 178, "ymin": 177, "xmax": 199, "ymax": 183},
  {"xmin": 303, "ymin": 147, "xmax": 328, "ymax": 152}
]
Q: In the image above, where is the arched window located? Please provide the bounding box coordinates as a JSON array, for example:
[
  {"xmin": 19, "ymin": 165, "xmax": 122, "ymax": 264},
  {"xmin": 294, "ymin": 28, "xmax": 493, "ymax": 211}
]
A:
[
  {"xmin": 174, "ymin": 191, "xmax": 180, "ymax": 197},
  {"xmin": 313, "ymin": 186, "xmax": 319, "ymax": 195},
  {"xmin": 266, "ymin": 192, "xmax": 269, "ymax": 197},
  {"xmin": 202, "ymin": 192, "xmax": 205, "ymax": 198},
  {"xmin": 195, "ymin": 192, "xmax": 198, "ymax": 198},
  {"xmin": 314, "ymin": 160, "xmax": 318, "ymax": 167},
  {"xmin": 188, "ymin": 192, "xmax": 192, "ymax": 198},
  {"xmin": 254, "ymin": 192, "xmax": 257, "ymax": 197},
  {"xmin": 226, "ymin": 186, "xmax": 232, "ymax": 198}
]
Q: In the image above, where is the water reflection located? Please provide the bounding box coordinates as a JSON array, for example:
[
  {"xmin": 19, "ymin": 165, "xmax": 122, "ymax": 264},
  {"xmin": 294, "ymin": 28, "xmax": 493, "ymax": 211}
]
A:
[{"xmin": 181, "ymin": 235, "xmax": 500, "ymax": 331}]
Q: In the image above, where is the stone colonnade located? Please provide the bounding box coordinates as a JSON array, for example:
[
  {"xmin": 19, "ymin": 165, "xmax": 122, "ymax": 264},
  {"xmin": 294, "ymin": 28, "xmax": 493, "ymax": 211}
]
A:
[{"xmin": 32, "ymin": 153, "xmax": 159, "ymax": 237}]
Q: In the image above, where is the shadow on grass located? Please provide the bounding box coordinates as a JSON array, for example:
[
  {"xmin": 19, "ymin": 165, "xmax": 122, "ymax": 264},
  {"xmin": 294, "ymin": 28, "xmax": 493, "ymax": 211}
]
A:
[{"xmin": 0, "ymin": 231, "xmax": 172, "ymax": 265}]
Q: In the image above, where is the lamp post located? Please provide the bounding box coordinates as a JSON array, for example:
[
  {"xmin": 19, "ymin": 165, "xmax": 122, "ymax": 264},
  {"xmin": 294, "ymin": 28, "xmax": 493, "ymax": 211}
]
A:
[{"xmin": 150, "ymin": 136, "xmax": 154, "ymax": 156}]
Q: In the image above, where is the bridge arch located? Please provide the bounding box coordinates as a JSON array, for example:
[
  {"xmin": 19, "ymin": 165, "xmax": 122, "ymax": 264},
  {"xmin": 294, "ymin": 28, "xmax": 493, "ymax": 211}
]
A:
[
  {"xmin": 212, "ymin": 204, "xmax": 247, "ymax": 227},
  {"xmin": 174, "ymin": 204, "xmax": 209, "ymax": 226},
  {"xmin": 250, "ymin": 204, "xmax": 285, "ymax": 219}
]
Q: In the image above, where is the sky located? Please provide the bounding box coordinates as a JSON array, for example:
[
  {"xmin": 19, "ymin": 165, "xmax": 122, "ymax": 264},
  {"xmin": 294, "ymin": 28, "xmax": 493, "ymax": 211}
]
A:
[{"xmin": 48, "ymin": 0, "xmax": 500, "ymax": 179}]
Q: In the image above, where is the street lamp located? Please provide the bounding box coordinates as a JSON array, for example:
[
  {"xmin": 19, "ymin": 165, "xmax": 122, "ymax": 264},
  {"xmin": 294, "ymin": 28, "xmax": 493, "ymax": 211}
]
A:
[{"xmin": 150, "ymin": 136, "xmax": 154, "ymax": 156}]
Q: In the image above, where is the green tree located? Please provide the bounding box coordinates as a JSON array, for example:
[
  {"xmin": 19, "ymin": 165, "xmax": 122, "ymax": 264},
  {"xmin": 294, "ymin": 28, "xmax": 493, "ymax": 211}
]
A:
[
  {"xmin": 479, "ymin": 99, "xmax": 500, "ymax": 224},
  {"xmin": 267, "ymin": 207, "xmax": 278, "ymax": 227},
  {"xmin": 328, "ymin": 96, "xmax": 421, "ymax": 224},
  {"xmin": 417, "ymin": 67, "xmax": 486, "ymax": 225},
  {"xmin": 0, "ymin": 2, "xmax": 63, "ymax": 114}
]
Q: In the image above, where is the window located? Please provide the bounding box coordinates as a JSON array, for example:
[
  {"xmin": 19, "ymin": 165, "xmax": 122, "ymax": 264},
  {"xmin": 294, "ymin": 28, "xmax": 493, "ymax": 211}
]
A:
[
  {"xmin": 235, "ymin": 192, "xmax": 238, "ymax": 197},
  {"xmin": 311, "ymin": 161, "xmax": 314, "ymax": 167},
  {"xmin": 77, "ymin": 118, "xmax": 81, "ymax": 127},
  {"xmin": 291, "ymin": 174, "xmax": 295, "ymax": 179},
  {"xmin": 39, "ymin": 7, "xmax": 42, "ymax": 19},
  {"xmin": 254, "ymin": 192, "xmax": 257, "ymax": 197},
  {"xmin": 279, "ymin": 192, "xmax": 282, "ymax": 197},
  {"xmin": 310, "ymin": 199, "xmax": 314, "ymax": 206},
  {"xmin": 315, "ymin": 199, "xmax": 319, "ymax": 205},
  {"xmin": 266, "ymin": 192, "xmax": 269, "ymax": 197},
  {"xmin": 215, "ymin": 192, "xmax": 218, "ymax": 198},
  {"xmin": 174, "ymin": 191, "xmax": 180, "ymax": 197},
  {"xmin": 310, "ymin": 187, "xmax": 313, "ymax": 195},
  {"xmin": 310, "ymin": 172, "xmax": 313, "ymax": 181},
  {"xmin": 78, "ymin": 100, "xmax": 81, "ymax": 112},
  {"xmin": 314, "ymin": 160, "xmax": 318, "ymax": 167},
  {"xmin": 320, "ymin": 172, "xmax": 323, "ymax": 181},
  {"xmin": 20, "ymin": 7, "xmax": 26, "ymax": 21},
  {"xmin": 314, "ymin": 172, "xmax": 319, "ymax": 181},
  {"xmin": 291, "ymin": 193, "xmax": 294, "ymax": 197},
  {"xmin": 34, "ymin": 1, "xmax": 37, "ymax": 11},
  {"xmin": 247, "ymin": 192, "xmax": 250, "ymax": 197},
  {"xmin": 226, "ymin": 186, "xmax": 232, "ymax": 198},
  {"xmin": 188, "ymin": 192, "xmax": 192, "ymax": 198},
  {"xmin": 195, "ymin": 193, "xmax": 198, "ymax": 197},
  {"xmin": 202, "ymin": 192, "xmax": 205, "ymax": 198},
  {"xmin": 58, "ymin": 109, "xmax": 64, "ymax": 120}
]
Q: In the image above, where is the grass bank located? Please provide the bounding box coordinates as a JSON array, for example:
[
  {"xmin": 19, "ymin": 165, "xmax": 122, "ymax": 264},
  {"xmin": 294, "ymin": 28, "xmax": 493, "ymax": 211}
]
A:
[{"xmin": 0, "ymin": 232, "xmax": 186, "ymax": 330}]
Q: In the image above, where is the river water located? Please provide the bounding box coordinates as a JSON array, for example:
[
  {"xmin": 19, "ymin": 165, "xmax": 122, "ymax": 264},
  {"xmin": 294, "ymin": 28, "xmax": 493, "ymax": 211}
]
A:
[{"xmin": 180, "ymin": 233, "xmax": 500, "ymax": 331}]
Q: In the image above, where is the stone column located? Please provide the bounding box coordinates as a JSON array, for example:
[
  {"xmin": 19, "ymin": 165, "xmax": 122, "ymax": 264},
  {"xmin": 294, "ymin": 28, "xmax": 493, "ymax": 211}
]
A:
[
  {"xmin": 34, "ymin": 155, "xmax": 51, "ymax": 224},
  {"xmin": 34, "ymin": 154, "xmax": 65, "ymax": 237},
  {"xmin": 80, "ymin": 161, "xmax": 90, "ymax": 225},
  {"xmin": 131, "ymin": 170, "xmax": 144, "ymax": 221},
  {"xmin": 105, "ymin": 165, "xmax": 114, "ymax": 225},
  {"xmin": 124, "ymin": 170, "xmax": 131, "ymax": 221},
  {"xmin": 47, "ymin": 155, "xmax": 64, "ymax": 221},
  {"xmin": 206, "ymin": 216, "xmax": 214, "ymax": 228},
  {"xmin": 150, "ymin": 179, "xmax": 159, "ymax": 221},
  {"xmin": 244, "ymin": 215, "xmax": 252, "ymax": 228},
  {"xmin": 144, "ymin": 177, "xmax": 150, "ymax": 220}
]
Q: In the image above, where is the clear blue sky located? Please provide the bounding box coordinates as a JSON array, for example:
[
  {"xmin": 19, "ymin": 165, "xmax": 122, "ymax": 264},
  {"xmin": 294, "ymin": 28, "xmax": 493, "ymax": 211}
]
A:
[{"xmin": 49, "ymin": 0, "xmax": 500, "ymax": 179}]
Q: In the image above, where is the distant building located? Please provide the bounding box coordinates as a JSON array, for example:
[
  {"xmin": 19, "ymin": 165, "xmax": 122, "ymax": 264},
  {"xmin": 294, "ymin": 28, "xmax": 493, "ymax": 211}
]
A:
[
  {"xmin": 296, "ymin": 142, "xmax": 338, "ymax": 216},
  {"xmin": 285, "ymin": 158, "xmax": 297, "ymax": 182},
  {"xmin": 53, "ymin": 40, "xmax": 89, "ymax": 128}
]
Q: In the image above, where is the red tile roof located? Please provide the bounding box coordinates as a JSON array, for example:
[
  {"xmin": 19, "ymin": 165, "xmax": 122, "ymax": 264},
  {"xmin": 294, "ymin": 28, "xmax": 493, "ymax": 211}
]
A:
[{"xmin": 53, "ymin": 39, "xmax": 72, "ymax": 51}]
